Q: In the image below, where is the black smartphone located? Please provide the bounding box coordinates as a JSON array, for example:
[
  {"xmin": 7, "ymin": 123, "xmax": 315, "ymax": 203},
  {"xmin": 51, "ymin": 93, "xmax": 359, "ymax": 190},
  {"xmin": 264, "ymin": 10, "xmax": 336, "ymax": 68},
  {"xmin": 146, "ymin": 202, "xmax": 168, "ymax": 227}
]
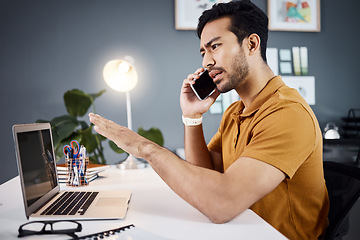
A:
[{"xmin": 190, "ymin": 70, "xmax": 217, "ymax": 100}]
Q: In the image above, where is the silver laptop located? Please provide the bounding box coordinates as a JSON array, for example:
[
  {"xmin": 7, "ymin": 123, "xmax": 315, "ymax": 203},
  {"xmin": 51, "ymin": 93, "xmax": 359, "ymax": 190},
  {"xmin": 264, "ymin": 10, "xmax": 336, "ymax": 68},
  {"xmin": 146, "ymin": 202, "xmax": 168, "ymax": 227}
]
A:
[{"xmin": 12, "ymin": 123, "xmax": 132, "ymax": 220}]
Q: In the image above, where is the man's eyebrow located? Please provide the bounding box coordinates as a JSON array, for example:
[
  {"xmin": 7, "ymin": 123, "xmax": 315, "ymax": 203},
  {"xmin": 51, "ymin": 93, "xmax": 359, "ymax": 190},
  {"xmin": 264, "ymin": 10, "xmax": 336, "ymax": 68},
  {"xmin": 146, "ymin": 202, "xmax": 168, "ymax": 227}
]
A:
[{"xmin": 200, "ymin": 36, "xmax": 222, "ymax": 53}]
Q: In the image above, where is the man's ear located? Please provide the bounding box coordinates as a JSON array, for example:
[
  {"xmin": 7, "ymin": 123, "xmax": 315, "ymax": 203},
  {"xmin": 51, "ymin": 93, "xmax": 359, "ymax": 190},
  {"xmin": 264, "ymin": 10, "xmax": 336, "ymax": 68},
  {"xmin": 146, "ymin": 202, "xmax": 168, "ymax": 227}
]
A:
[{"xmin": 247, "ymin": 33, "xmax": 261, "ymax": 55}]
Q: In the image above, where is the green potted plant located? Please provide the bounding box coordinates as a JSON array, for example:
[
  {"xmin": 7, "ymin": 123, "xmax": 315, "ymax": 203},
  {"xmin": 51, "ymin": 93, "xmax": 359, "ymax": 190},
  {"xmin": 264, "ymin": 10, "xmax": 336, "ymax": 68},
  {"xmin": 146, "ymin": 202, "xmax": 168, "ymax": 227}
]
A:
[{"xmin": 37, "ymin": 89, "xmax": 164, "ymax": 164}]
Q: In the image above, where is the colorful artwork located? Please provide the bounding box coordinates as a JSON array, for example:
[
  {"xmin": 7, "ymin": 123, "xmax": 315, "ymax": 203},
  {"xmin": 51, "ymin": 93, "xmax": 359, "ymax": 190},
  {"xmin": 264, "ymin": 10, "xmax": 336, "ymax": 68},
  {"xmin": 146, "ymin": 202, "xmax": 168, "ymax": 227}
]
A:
[
  {"xmin": 268, "ymin": 0, "xmax": 320, "ymax": 32},
  {"xmin": 284, "ymin": 1, "xmax": 311, "ymax": 23}
]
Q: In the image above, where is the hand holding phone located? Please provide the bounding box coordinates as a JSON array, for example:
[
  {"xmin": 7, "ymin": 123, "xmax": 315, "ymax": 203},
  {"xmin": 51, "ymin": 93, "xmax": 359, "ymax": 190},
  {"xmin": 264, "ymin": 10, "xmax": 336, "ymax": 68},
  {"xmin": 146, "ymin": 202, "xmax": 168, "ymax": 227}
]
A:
[{"xmin": 190, "ymin": 70, "xmax": 217, "ymax": 101}]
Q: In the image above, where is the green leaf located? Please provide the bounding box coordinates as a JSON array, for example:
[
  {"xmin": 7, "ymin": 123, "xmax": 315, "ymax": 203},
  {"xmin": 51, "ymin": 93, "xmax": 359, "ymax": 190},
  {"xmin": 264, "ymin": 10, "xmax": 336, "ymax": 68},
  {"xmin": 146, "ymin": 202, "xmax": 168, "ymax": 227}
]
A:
[
  {"xmin": 36, "ymin": 119, "xmax": 50, "ymax": 123},
  {"xmin": 89, "ymin": 89, "xmax": 106, "ymax": 113},
  {"xmin": 79, "ymin": 121, "xmax": 89, "ymax": 130},
  {"xmin": 96, "ymin": 133, "xmax": 107, "ymax": 142},
  {"xmin": 78, "ymin": 126, "xmax": 98, "ymax": 154},
  {"xmin": 89, "ymin": 89, "xmax": 106, "ymax": 102},
  {"xmin": 89, "ymin": 155, "xmax": 98, "ymax": 164},
  {"xmin": 50, "ymin": 115, "xmax": 78, "ymax": 147},
  {"xmin": 54, "ymin": 146, "xmax": 64, "ymax": 161},
  {"xmin": 64, "ymin": 89, "xmax": 92, "ymax": 117},
  {"xmin": 109, "ymin": 140, "xmax": 125, "ymax": 154},
  {"xmin": 138, "ymin": 127, "xmax": 164, "ymax": 146}
]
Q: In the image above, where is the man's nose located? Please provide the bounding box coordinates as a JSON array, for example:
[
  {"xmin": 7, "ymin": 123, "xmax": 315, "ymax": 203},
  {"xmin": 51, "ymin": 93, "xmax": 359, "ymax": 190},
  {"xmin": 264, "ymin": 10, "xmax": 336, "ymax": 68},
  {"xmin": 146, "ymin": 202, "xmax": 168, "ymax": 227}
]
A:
[{"xmin": 202, "ymin": 53, "xmax": 215, "ymax": 69}]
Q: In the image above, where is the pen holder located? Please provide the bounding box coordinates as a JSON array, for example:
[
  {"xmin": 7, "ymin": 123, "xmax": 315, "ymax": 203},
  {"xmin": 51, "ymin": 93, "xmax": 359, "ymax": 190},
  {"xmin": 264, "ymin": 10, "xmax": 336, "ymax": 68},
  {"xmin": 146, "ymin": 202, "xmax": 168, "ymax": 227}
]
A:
[{"xmin": 65, "ymin": 157, "xmax": 89, "ymax": 187}]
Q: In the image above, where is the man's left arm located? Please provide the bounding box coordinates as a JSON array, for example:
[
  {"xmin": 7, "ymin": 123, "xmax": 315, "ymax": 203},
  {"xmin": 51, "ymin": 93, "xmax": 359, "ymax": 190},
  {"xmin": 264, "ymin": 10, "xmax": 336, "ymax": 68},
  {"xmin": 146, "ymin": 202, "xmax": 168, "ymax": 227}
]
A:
[
  {"xmin": 89, "ymin": 113, "xmax": 285, "ymax": 223},
  {"xmin": 141, "ymin": 141, "xmax": 285, "ymax": 223}
]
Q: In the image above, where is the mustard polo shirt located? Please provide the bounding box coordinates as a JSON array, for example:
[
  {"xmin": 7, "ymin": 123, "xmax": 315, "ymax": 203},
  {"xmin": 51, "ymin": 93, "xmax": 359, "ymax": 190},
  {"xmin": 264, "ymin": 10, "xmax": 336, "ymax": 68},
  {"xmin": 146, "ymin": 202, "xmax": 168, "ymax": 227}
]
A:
[{"xmin": 208, "ymin": 76, "xmax": 329, "ymax": 239}]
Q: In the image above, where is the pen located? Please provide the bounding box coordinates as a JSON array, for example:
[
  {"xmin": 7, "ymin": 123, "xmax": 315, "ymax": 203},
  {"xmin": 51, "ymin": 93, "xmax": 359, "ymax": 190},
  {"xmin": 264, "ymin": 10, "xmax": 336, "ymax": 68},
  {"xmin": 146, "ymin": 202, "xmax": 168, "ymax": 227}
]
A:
[{"xmin": 80, "ymin": 145, "xmax": 86, "ymax": 159}]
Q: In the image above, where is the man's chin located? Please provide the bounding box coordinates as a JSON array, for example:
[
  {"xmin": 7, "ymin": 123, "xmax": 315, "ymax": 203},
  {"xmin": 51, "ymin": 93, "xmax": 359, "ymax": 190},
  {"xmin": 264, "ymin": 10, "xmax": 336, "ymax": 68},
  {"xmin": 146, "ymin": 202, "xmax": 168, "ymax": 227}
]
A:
[{"xmin": 216, "ymin": 84, "xmax": 231, "ymax": 94}]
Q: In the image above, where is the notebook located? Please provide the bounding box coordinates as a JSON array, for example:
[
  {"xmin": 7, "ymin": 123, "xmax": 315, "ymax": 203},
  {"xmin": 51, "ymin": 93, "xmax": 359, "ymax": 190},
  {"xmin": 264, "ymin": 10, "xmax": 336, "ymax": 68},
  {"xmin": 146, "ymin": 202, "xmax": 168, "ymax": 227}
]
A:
[
  {"xmin": 77, "ymin": 224, "xmax": 168, "ymax": 239},
  {"xmin": 12, "ymin": 123, "xmax": 132, "ymax": 220}
]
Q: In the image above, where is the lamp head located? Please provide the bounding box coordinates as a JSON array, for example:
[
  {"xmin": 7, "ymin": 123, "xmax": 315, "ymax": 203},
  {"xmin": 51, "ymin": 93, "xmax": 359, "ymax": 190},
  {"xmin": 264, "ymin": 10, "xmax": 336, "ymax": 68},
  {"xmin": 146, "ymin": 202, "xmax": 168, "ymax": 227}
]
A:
[{"xmin": 103, "ymin": 59, "xmax": 138, "ymax": 92}]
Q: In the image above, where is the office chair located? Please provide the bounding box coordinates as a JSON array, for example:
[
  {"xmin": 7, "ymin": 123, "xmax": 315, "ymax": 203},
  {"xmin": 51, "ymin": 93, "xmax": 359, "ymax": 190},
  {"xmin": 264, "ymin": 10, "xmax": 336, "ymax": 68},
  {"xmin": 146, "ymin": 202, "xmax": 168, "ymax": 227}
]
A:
[{"xmin": 323, "ymin": 161, "xmax": 360, "ymax": 240}]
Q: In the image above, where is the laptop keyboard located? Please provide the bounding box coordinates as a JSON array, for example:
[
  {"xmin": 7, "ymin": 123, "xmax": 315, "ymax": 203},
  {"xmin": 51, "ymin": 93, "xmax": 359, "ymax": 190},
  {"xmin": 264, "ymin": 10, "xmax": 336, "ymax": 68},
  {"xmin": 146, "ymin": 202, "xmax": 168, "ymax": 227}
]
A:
[{"xmin": 41, "ymin": 191, "xmax": 99, "ymax": 215}]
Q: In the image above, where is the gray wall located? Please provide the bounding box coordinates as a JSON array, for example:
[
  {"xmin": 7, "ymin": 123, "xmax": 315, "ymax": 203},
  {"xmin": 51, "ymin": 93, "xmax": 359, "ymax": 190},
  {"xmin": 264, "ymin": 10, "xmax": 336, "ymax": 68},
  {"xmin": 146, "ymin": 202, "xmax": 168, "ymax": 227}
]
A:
[{"xmin": 1, "ymin": 0, "xmax": 360, "ymax": 184}]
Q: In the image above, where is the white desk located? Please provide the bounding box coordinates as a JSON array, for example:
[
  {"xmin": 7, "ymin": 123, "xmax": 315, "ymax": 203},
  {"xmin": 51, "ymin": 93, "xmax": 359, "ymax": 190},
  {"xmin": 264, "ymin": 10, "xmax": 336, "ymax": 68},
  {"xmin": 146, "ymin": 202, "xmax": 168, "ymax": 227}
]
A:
[{"xmin": 0, "ymin": 166, "xmax": 287, "ymax": 239}]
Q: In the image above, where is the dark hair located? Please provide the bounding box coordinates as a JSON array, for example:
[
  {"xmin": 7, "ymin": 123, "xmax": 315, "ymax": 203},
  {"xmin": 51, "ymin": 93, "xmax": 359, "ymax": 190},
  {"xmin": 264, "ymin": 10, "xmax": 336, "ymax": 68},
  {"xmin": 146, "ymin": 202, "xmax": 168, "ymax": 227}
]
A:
[{"xmin": 197, "ymin": 0, "xmax": 268, "ymax": 62}]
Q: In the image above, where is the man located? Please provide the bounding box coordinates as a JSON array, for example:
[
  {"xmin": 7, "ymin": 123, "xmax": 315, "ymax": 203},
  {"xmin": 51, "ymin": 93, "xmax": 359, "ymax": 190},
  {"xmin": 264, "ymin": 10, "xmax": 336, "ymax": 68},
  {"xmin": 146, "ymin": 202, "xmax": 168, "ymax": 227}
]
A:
[{"xmin": 89, "ymin": 1, "xmax": 329, "ymax": 239}]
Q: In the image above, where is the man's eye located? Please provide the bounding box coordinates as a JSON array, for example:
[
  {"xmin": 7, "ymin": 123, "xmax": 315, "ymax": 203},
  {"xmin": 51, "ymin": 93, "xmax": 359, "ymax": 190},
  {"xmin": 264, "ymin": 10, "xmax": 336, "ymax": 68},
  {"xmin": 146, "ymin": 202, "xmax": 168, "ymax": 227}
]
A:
[{"xmin": 212, "ymin": 44, "xmax": 220, "ymax": 50}]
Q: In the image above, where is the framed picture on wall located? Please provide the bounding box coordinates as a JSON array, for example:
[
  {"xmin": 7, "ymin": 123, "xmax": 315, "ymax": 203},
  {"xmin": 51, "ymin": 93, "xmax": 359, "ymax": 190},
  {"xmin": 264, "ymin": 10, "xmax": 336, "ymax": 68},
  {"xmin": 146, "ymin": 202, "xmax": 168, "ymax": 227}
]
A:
[
  {"xmin": 175, "ymin": 0, "xmax": 231, "ymax": 30},
  {"xmin": 268, "ymin": 0, "xmax": 321, "ymax": 32}
]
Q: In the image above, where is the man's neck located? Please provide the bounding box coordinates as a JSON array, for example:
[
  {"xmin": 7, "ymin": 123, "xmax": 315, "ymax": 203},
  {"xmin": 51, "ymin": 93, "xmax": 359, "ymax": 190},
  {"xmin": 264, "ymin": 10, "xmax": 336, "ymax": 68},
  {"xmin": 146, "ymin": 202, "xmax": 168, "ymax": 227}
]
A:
[{"xmin": 235, "ymin": 64, "xmax": 275, "ymax": 109}]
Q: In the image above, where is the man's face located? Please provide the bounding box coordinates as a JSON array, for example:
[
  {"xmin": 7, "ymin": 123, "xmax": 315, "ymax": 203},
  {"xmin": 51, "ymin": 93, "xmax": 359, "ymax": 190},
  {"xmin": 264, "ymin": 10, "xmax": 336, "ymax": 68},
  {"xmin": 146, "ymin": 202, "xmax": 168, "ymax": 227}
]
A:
[{"xmin": 200, "ymin": 17, "xmax": 249, "ymax": 93}]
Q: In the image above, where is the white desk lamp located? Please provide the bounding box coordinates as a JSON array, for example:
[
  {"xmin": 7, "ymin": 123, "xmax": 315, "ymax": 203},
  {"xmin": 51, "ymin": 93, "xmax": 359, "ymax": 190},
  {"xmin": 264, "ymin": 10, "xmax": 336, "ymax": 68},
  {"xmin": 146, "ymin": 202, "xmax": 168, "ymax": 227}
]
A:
[{"xmin": 103, "ymin": 58, "xmax": 146, "ymax": 169}]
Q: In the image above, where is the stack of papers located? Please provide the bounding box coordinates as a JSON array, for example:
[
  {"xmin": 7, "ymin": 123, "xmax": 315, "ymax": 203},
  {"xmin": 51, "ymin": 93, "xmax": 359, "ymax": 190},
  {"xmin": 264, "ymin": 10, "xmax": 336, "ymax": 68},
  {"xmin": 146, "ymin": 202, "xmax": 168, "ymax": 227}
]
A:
[{"xmin": 56, "ymin": 163, "xmax": 110, "ymax": 184}]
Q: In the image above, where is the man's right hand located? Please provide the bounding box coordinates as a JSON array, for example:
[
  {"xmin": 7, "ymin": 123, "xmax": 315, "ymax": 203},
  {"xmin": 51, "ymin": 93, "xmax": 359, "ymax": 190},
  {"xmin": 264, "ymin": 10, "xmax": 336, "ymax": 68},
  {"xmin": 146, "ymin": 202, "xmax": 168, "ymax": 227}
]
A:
[{"xmin": 180, "ymin": 68, "xmax": 220, "ymax": 118}]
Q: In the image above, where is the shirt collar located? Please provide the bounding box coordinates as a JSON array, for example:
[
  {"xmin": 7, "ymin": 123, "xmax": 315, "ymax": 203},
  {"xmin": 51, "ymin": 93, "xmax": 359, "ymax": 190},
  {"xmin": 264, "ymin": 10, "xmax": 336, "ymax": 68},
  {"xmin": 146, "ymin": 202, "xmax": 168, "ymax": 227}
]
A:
[{"xmin": 232, "ymin": 76, "xmax": 285, "ymax": 119}]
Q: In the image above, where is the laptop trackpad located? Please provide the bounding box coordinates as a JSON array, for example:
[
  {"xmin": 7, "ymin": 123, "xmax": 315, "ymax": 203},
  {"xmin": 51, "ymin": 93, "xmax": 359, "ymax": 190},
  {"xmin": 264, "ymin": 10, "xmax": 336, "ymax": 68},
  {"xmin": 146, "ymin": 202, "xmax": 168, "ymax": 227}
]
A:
[{"xmin": 96, "ymin": 198, "xmax": 127, "ymax": 207}]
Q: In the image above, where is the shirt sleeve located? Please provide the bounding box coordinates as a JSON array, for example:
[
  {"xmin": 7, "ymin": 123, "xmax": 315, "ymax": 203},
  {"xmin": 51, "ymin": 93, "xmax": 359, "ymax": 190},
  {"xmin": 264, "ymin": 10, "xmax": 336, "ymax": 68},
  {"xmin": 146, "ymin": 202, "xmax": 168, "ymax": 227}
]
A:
[
  {"xmin": 241, "ymin": 102, "xmax": 317, "ymax": 179},
  {"xmin": 208, "ymin": 128, "xmax": 222, "ymax": 153}
]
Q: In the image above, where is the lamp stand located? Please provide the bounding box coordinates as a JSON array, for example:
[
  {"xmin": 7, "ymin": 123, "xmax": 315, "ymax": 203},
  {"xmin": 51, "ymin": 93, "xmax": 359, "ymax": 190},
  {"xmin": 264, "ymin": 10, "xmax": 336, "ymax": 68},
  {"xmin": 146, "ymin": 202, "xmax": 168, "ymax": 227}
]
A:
[
  {"xmin": 117, "ymin": 154, "xmax": 146, "ymax": 170},
  {"xmin": 116, "ymin": 91, "xmax": 147, "ymax": 169}
]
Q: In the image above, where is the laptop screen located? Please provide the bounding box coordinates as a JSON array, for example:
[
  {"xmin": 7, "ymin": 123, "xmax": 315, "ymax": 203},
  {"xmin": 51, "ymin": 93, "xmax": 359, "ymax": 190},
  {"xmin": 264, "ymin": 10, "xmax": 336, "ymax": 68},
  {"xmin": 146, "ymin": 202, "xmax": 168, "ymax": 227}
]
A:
[{"xmin": 16, "ymin": 128, "xmax": 58, "ymax": 207}]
